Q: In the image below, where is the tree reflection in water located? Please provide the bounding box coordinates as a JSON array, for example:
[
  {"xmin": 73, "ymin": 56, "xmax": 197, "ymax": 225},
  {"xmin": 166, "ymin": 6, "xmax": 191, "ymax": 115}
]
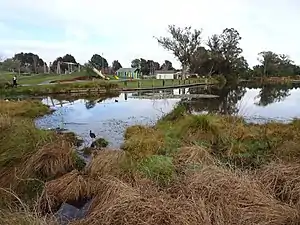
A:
[
  {"xmin": 187, "ymin": 85, "xmax": 246, "ymax": 115},
  {"xmin": 255, "ymin": 83, "xmax": 292, "ymax": 106},
  {"xmin": 185, "ymin": 82, "xmax": 300, "ymax": 115}
]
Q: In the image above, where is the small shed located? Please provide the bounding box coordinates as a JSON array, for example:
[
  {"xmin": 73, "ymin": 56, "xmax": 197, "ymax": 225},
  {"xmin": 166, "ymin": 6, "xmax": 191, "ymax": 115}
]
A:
[
  {"xmin": 154, "ymin": 70, "xmax": 177, "ymax": 80},
  {"xmin": 116, "ymin": 68, "xmax": 140, "ymax": 79}
]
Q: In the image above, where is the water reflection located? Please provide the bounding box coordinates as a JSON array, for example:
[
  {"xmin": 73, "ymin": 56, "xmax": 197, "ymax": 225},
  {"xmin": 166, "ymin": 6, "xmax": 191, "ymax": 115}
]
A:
[
  {"xmin": 35, "ymin": 83, "xmax": 300, "ymax": 148},
  {"xmin": 36, "ymin": 92, "xmax": 181, "ymax": 148},
  {"xmin": 187, "ymin": 85, "xmax": 246, "ymax": 115}
]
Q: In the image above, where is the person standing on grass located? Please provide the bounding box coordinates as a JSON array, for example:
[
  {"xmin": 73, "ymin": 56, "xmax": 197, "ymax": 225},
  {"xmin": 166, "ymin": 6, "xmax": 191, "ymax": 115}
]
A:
[{"xmin": 12, "ymin": 76, "xmax": 17, "ymax": 87}]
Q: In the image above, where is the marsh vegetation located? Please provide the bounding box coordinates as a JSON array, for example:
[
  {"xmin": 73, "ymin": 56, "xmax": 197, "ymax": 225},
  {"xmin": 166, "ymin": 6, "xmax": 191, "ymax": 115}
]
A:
[{"xmin": 1, "ymin": 95, "xmax": 300, "ymax": 224}]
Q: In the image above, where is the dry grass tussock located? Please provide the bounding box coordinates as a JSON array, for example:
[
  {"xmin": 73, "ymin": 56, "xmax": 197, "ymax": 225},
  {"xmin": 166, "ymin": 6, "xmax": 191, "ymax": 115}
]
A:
[
  {"xmin": 173, "ymin": 145, "xmax": 216, "ymax": 171},
  {"xmin": 123, "ymin": 126, "xmax": 165, "ymax": 160},
  {"xmin": 87, "ymin": 149, "xmax": 126, "ymax": 179},
  {"xmin": 0, "ymin": 100, "xmax": 51, "ymax": 118},
  {"xmin": 257, "ymin": 162, "xmax": 300, "ymax": 208},
  {"xmin": 24, "ymin": 138, "xmax": 78, "ymax": 179},
  {"xmin": 0, "ymin": 114, "xmax": 54, "ymax": 188},
  {"xmin": 41, "ymin": 170, "xmax": 96, "ymax": 211},
  {"xmin": 0, "ymin": 210, "xmax": 58, "ymax": 225},
  {"xmin": 70, "ymin": 176, "xmax": 210, "ymax": 225},
  {"xmin": 168, "ymin": 165, "xmax": 299, "ymax": 225}
]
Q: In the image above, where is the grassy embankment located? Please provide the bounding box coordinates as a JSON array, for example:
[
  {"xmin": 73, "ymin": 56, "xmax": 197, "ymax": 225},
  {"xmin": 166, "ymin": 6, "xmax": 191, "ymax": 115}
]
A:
[
  {"xmin": 1, "ymin": 78, "xmax": 214, "ymax": 97},
  {"xmin": 0, "ymin": 100, "xmax": 85, "ymax": 224},
  {"xmin": 1, "ymin": 81, "xmax": 120, "ymax": 96},
  {"xmin": 243, "ymin": 75, "xmax": 300, "ymax": 84},
  {"xmin": 2, "ymin": 100, "xmax": 300, "ymax": 224}
]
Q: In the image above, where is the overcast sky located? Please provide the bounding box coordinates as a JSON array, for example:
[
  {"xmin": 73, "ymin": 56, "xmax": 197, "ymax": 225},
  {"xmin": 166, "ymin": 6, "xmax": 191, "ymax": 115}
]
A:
[{"xmin": 0, "ymin": 0, "xmax": 299, "ymax": 69}]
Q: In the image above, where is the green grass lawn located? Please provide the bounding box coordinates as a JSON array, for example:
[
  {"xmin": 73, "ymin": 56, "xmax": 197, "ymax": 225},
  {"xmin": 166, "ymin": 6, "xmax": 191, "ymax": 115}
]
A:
[{"xmin": 0, "ymin": 71, "xmax": 89, "ymax": 85}]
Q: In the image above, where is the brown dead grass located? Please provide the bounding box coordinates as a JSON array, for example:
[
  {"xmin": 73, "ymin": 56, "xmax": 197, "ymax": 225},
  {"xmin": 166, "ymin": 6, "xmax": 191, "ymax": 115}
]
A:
[
  {"xmin": 70, "ymin": 176, "xmax": 210, "ymax": 225},
  {"xmin": 168, "ymin": 166, "xmax": 299, "ymax": 225},
  {"xmin": 41, "ymin": 170, "xmax": 96, "ymax": 211},
  {"xmin": 0, "ymin": 100, "xmax": 51, "ymax": 118},
  {"xmin": 257, "ymin": 162, "xmax": 300, "ymax": 208},
  {"xmin": 0, "ymin": 211, "xmax": 58, "ymax": 225},
  {"xmin": 174, "ymin": 145, "xmax": 215, "ymax": 166},
  {"xmin": 87, "ymin": 149, "xmax": 126, "ymax": 179},
  {"xmin": 173, "ymin": 145, "xmax": 216, "ymax": 173},
  {"xmin": 24, "ymin": 138, "xmax": 77, "ymax": 179}
]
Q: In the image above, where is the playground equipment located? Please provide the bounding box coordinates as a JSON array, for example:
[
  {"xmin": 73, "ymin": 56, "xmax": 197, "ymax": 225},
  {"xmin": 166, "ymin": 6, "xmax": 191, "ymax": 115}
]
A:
[
  {"xmin": 114, "ymin": 75, "xmax": 119, "ymax": 80},
  {"xmin": 92, "ymin": 67, "xmax": 110, "ymax": 80}
]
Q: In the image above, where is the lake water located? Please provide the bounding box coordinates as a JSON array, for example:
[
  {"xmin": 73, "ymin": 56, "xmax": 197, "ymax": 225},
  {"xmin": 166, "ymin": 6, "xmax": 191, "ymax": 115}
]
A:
[{"xmin": 35, "ymin": 83, "xmax": 300, "ymax": 148}]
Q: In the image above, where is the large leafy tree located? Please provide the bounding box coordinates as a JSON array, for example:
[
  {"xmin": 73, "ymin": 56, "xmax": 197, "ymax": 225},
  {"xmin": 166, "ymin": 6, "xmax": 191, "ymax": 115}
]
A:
[
  {"xmin": 131, "ymin": 58, "xmax": 160, "ymax": 75},
  {"xmin": 207, "ymin": 28, "xmax": 246, "ymax": 80},
  {"xmin": 155, "ymin": 25, "xmax": 249, "ymax": 80},
  {"xmin": 155, "ymin": 25, "xmax": 202, "ymax": 78},
  {"xmin": 62, "ymin": 54, "xmax": 77, "ymax": 63},
  {"xmin": 90, "ymin": 54, "xmax": 108, "ymax": 70},
  {"xmin": 13, "ymin": 52, "xmax": 45, "ymax": 73},
  {"xmin": 1, "ymin": 58, "xmax": 21, "ymax": 72},
  {"xmin": 51, "ymin": 54, "xmax": 77, "ymax": 73},
  {"xmin": 131, "ymin": 59, "xmax": 141, "ymax": 69},
  {"xmin": 255, "ymin": 51, "xmax": 297, "ymax": 77},
  {"xmin": 160, "ymin": 60, "xmax": 174, "ymax": 70},
  {"xmin": 112, "ymin": 60, "xmax": 122, "ymax": 72}
]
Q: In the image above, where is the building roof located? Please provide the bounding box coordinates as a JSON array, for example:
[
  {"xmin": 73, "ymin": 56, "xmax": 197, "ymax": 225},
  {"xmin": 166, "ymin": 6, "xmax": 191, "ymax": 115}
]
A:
[
  {"xmin": 154, "ymin": 70, "xmax": 176, "ymax": 75},
  {"xmin": 116, "ymin": 68, "xmax": 138, "ymax": 73}
]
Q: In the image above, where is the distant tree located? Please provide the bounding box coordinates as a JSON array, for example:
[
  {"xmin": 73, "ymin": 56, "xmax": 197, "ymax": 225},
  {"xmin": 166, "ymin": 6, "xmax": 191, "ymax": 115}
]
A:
[
  {"xmin": 112, "ymin": 60, "xmax": 122, "ymax": 72},
  {"xmin": 207, "ymin": 28, "xmax": 246, "ymax": 80},
  {"xmin": 62, "ymin": 54, "xmax": 77, "ymax": 63},
  {"xmin": 1, "ymin": 58, "xmax": 21, "ymax": 73},
  {"xmin": 13, "ymin": 52, "xmax": 45, "ymax": 73},
  {"xmin": 153, "ymin": 62, "xmax": 160, "ymax": 71},
  {"xmin": 160, "ymin": 60, "xmax": 174, "ymax": 70},
  {"xmin": 155, "ymin": 25, "xmax": 202, "ymax": 78},
  {"xmin": 258, "ymin": 51, "xmax": 280, "ymax": 77},
  {"xmin": 131, "ymin": 58, "xmax": 141, "ymax": 69},
  {"xmin": 140, "ymin": 58, "xmax": 149, "ymax": 75},
  {"xmin": 90, "ymin": 54, "xmax": 108, "ymax": 70},
  {"xmin": 256, "ymin": 51, "xmax": 297, "ymax": 77},
  {"xmin": 51, "ymin": 57, "xmax": 64, "ymax": 73}
]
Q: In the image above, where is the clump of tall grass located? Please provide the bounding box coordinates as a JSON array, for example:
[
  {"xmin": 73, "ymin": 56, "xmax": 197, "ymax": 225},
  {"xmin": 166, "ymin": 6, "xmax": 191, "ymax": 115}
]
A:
[
  {"xmin": 137, "ymin": 155, "xmax": 175, "ymax": 186},
  {"xmin": 168, "ymin": 165, "xmax": 299, "ymax": 224},
  {"xmin": 87, "ymin": 150, "xmax": 126, "ymax": 179},
  {"xmin": 159, "ymin": 103, "xmax": 188, "ymax": 122},
  {"xmin": 24, "ymin": 138, "xmax": 83, "ymax": 180},
  {"xmin": 41, "ymin": 170, "xmax": 95, "ymax": 211},
  {"xmin": 173, "ymin": 145, "xmax": 216, "ymax": 173},
  {"xmin": 257, "ymin": 162, "xmax": 300, "ymax": 208},
  {"xmin": 0, "ymin": 100, "xmax": 52, "ymax": 118},
  {"xmin": 70, "ymin": 176, "xmax": 208, "ymax": 225},
  {"xmin": 123, "ymin": 126, "xmax": 165, "ymax": 160}
]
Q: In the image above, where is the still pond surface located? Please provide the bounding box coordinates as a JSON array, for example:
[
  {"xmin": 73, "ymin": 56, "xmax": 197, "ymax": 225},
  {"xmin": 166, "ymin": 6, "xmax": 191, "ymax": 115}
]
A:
[{"xmin": 35, "ymin": 83, "xmax": 300, "ymax": 148}]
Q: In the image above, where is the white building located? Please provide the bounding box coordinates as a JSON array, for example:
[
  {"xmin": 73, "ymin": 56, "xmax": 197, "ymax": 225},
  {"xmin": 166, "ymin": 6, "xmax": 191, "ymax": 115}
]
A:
[{"xmin": 155, "ymin": 70, "xmax": 178, "ymax": 80}]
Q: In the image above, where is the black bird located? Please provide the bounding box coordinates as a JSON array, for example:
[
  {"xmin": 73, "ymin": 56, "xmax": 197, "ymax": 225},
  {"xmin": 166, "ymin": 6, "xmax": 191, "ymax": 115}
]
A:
[
  {"xmin": 115, "ymin": 99, "xmax": 118, "ymax": 102},
  {"xmin": 89, "ymin": 130, "xmax": 96, "ymax": 139}
]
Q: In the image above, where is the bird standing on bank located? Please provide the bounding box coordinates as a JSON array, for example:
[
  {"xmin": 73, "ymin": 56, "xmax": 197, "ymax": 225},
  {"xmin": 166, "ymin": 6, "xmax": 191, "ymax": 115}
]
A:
[{"xmin": 89, "ymin": 130, "xmax": 96, "ymax": 139}]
